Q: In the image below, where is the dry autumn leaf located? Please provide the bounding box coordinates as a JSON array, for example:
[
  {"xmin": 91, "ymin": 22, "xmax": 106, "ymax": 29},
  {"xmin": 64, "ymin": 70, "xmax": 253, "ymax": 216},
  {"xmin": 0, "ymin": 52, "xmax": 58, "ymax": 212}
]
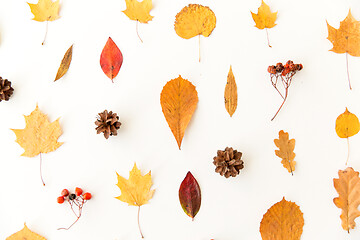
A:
[
  {"xmin": 11, "ymin": 105, "xmax": 63, "ymax": 185},
  {"xmin": 160, "ymin": 75, "xmax": 198, "ymax": 150},
  {"xmin": 335, "ymin": 108, "xmax": 359, "ymax": 164},
  {"xmin": 251, "ymin": 0, "xmax": 277, "ymax": 47},
  {"xmin": 274, "ymin": 130, "xmax": 296, "ymax": 175},
  {"xmin": 224, "ymin": 65, "xmax": 238, "ymax": 117},
  {"xmin": 260, "ymin": 197, "xmax": 304, "ymax": 240},
  {"xmin": 327, "ymin": 10, "xmax": 360, "ymax": 89},
  {"xmin": 122, "ymin": 0, "xmax": 153, "ymax": 42},
  {"xmin": 100, "ymin": 37, "xmax": 123, "ymax": 82},
  {"xmin": 179, "ymin": 171, "xmax": 201, "ymax": 220},
  {"xmin": 333, "ymin": 167, "xmax": 360, "ymax": 232},
  {"xmin": 115, "ymin": 163, "xmax": 155, "ymax": 238},
  {"xmin": 175, "ymin": 4, "xmax": 216, "ymax": 61},
  {"xmin": 6, "ymin": 223, "xmax": 46, "ymax": 240},
  {"xmin": 27, "ymin": 0, "xmax": 60, "ymax": 45},
  {"xmin": 54, "ymin": 45, "xmax": 73, "ymax": 82}
]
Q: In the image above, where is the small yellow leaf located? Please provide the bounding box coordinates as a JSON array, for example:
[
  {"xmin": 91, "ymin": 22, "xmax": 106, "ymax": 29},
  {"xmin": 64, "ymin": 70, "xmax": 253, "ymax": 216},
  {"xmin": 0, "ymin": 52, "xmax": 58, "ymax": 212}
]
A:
[
  {"xmin": 122, "ymin": 0, "xmax": 153, "ymax": 23},
  {"xmin": 6, "ymin": 223, "xmax": 46, "ymax": 240},
  {"xmin": 224, "ymin": 65, "xmax": 238, "ymax": 117},
  {"xmin": 11, "ymin": 105, "xmax": 63, "ymax": 157},
  {"xmin": 251, "ymin": 0, "xmax": 277, "ymax": 30},
  {"xmin": 115, "ymin": 163, "xmax": 155, "ymax": 206},
  {"xmin": 336, "ymin": 108, "xmax": 360, "ymax": 138},
  {"xmin": 54, "ymin": 44, "xmax": 73, "ymax": 82},
  {"xmin": 274, "ymin": 130, "xmax": 296, "ymax": 175},
  {"xmin": 175, "ymin": 4, "xmax": 216, "ymax": 39},
  {"xmin": 27, "ymin": 0, "xmax": 60, "ymax": 22}
]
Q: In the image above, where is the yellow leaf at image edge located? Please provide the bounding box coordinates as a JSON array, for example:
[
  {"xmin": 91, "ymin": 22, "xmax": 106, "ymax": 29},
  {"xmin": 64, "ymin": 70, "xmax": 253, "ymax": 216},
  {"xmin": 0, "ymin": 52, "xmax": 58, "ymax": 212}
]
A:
[
  {"xmin": 28, "ymin": 0, "xmax": 60, "ymax": 22},
  {"xmin": 6, "ymin": 223, "xmax": 46, "ymax": 240},
  {"xmin": 116, "ymin": 163, "xmax": 155, "ymax": 206},
  {"xmin": 122, "ymin": 0, "xmax": 153, "ymax": 23},
  {"xmin": 251, "ymin": 0, "xmax": 277, "ymax": 29},
  {"xmin": 335, "ymin": 108, "xmax": 360, "ymax": 138}
]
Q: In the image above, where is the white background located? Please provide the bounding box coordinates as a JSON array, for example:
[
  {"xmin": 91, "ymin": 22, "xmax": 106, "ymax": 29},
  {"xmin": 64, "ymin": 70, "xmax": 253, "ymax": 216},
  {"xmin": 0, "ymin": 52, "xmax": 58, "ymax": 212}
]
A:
[{"xmin": 1, "ymin": 0, "xmax": 360, "ymax": 239}]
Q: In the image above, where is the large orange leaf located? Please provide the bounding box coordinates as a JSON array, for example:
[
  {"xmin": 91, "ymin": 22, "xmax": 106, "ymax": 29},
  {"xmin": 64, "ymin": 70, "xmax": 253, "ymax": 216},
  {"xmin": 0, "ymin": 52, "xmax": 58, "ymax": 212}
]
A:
[
  {"xmin": 260, "ymin": 197, "xmax": 304, "ymax": 240},
  {"xmin": 160, "ymin": 76, "xmax": 198, "ymax": 149},
  {"xmin": 100, "ymin": 37, "xmax": 123, "ymax": 82},
  {"xmin": 6, "ymin": 223, "xmax": 46, "ymax": 240},
  {"xmin": 333, "ymin": 167, "xmax": 360, "ymax": 232}
]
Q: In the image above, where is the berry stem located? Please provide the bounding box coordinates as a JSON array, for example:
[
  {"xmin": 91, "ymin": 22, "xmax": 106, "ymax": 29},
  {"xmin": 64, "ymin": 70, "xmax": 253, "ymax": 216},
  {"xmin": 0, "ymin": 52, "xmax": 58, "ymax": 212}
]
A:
[
  {"xmin": 58, "ymin": 198, "xmax": 84, "ymax": 230},
  {"xmin": 265, "ymin": 28, "xmax": 272, "ymax": 48},
  {"xmin": 138, "ymin": 206, "xmax": 144, "ymax": 238},
  {"xmin": 346, "ymin": 52, "xmax": 352, "ymax": 90},
  {"xmin": 42, "ymin": 20, "xmax": 49, "ymax": 45},
  {"xmin": 39, "ymin": 153, "xmax": 45, "ymax": 186},
  {"xmin": 271, "ymin": 88, "xmax": 288, "ymax": 121},
  {"xmin": 136, "ymin": 20, "xmax": 143, "ymax": 43}
]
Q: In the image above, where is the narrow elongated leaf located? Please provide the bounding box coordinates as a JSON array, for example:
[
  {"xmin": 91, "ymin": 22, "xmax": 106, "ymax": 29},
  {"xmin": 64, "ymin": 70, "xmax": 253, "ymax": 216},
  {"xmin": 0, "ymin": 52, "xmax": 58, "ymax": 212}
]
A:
[
  {"xmin": 100, "ymin": 37, "xmax": 123, "ymax": 82},
  {"xmin": 55, "ymin": 45, "xmax": 73, "ymax": 82},
  {"xmin": 179, "ymin": 171, "xmax": 201, "ymax": 220},
  {"xmin": 224, "ymin": 65, "xmax": 237, "ymax": 117}
]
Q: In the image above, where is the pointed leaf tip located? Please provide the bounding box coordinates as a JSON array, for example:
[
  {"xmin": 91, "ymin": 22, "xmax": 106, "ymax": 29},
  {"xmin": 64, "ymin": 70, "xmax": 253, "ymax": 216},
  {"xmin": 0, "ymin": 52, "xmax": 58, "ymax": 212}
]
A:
[{"xmin": 179, "ymin": 171, "xmax": 201, "ymax": 219}]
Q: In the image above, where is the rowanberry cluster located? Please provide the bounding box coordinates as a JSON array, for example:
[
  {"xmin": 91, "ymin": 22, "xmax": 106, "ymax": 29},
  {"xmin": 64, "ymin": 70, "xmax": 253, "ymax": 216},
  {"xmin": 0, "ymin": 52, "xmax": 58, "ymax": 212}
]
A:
[
  {"xmin": 57, "ymin": 187, "xmax": 92, "ymax": 230},
  {"xmin": 268, "ymin": 60, "xmax": 303, "ymax": 76}
]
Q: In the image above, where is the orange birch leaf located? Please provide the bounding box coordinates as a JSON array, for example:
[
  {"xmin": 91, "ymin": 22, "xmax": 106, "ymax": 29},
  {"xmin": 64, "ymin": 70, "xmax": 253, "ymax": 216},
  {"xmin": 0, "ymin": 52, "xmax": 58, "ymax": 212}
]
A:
[
  {"xmin": 160, "ymin": 76, "xmax": 198, "ymax": 149},
  {"xmin": 54, "ymin": 44, "xmax": 73, "ymax": 82},
  {"xmin": 6, "ymin": 223, "xmax": 46, "ymax": 240},
  {"xmin": 224, "ymin": 65, "xmax": 237, "ymax": 117},
  {"xmin": 274, "ymin": 130, "xmax": 296, "ymax": 175},
  {"xmin": 333, "ymin": 167, "xmax": 360, "ymax": 232},
  {"xmin": 100, "ymin": 37, "xmax": 123, "ymax": 83},
  {"xmin": 260, "ymin": 198, "xmax": 304, "ymax": 240}
]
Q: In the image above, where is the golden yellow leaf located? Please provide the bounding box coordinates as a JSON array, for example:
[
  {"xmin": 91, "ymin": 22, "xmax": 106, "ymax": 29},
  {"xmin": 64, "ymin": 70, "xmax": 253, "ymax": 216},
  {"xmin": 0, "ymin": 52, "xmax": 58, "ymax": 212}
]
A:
[
  {"xmin": 115, "ymin": 163, "xmax": 155, "ymax": 206},
  {"xmin": 224, "ymin": 65, "xmax": 238, "ymax": 117},
  {"xmin": 333, "ymin": 167, "xmax": 360, "ymax": 232},
  {"xmin": 251, "ymin": 0, "xmax": 277, "ymax": 30},
  {"xmin": 122, "ymin": 0, "xmax": 153, "ymax": 23},
  {"xmin": 260, "ymin": 197, "xmax": 304, "ymax": 240},
  {"xmin": 160, "ymin": 75, "xmax": 198, "ymax": 149},
  {"xmin": 336, "ymin": 108, "xmax": 360, "ymax": 138},
  {"xmin": 54, "ymin": 44, "xmax": 73, "ymax": 82},
  {"xmin": 6, "ymin": 223, "xmax": 46, "ymax": 240},
  {"xmin": 174, "ymin": 4, "xmax": 216, "ymax": 39},
  {"xmin": 274, "ymin": 130, "xmax": 296, "ymax": 175},
  {"xmin": 27, "ymin": 0, "xmax": 60, "ymax": 22},
  {"xmin": 11, "ymin": 105, "xmax": 63, "ymax": 157},
  {"xmin": 327, "ymin": 10, "xmax": 360, "ymax": 56}
]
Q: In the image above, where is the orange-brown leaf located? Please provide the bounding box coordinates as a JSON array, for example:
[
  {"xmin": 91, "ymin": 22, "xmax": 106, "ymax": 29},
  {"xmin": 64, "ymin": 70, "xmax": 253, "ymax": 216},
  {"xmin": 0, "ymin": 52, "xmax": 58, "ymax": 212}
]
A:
[
  {"xmin": 333, "ymin": 167, "xmax": 360, "ymax": 232},
  {"xmin": 54, "ymin": 45, "xmax": 73, "ymax": 82},
  {"xmin": 224, "ymin": 65, "xmax": 237, "ymax": 117},
  {"xmin": 260, "ymin": 197, "xmax": 304, "ymax": 240},
  {"xmin": 274, "ymin": 130, "xmax": 296, "ymax": 175},
  {"xmin": 6, "ymin": 223, "xmax": 46, "ymax": 240},
  {"xmin": 160, "ymin": 76, "xmax": 198, "ymax": 149}
]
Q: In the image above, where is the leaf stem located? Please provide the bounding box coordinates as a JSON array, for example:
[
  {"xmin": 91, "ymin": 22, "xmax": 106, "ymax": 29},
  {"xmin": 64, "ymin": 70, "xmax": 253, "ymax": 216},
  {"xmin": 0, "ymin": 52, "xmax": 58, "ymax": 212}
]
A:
[
  {"xmin": 42, "ymin": 20, "xmax": 49, "ymax": 45},
  {"xmin": 265, "ymin": 28, "xmax": 272, "ymax": 48},
  {"xmin": 346, "ymin": 52, "xmax": 352, "ymax": 90},
  {"xmin": 39, "ymin": 153, "xmax": 45, "ymax": 186},
  {"xmin": 136, "ymin": 20, "xmax": 143, "ymax": 43},
  {"xmin": 138, "ymin": 206, "xmax": 144, "ymax": 238},
  {"xmin": 346, "ymin": 137, "xmax": 350, "ymax": 165},
  {"xmin": 198, "ymin": 35, "xmax": 201, "ymax": 62}
]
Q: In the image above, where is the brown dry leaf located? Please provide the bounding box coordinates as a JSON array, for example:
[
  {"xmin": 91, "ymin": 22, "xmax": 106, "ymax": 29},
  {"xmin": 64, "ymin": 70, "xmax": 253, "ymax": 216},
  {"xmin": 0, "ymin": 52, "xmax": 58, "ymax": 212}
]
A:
[
  {"xmin": 334, "ymin": 167, "xmax": 360, "ymax": 232},
  {"xmin": 54, "ymin": 45, "xmax": 73, "ymax": 82},
  {"xmin": 224, "ymin": 65, "xmax": 238, "ymax": 117},
  {"xmin": 6, "ymin": 223, "xmax": 46, "ymax": 240},
  {"xmin": 122, "ymin": 0, "xmax": 153, "ymax": 23},
  {"xmin": 260, "ymin": 197, "xmax": 304, "ymax": 240},
  {"xmin": 274, "ymin": 130, "xmax": 296, "ymax": 175},
  {"xmin": 160, "ymin": 75, "xmax": 198, "ymax": 149}
]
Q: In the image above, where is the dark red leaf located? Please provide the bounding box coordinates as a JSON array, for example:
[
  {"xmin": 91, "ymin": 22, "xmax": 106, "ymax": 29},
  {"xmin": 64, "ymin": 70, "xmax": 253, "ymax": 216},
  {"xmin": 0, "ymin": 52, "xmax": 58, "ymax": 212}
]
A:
[
  {"xmin": 179, "ymin": 171, "xmax": 201, "ymax": 220},
  {"xmin": 100, "ymin": 37, "xmax": 123, "ymax": 82}
]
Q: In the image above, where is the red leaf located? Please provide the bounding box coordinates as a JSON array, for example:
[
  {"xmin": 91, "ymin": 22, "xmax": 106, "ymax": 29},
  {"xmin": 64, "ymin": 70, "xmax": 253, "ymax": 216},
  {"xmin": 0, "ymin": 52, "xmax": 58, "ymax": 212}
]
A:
[
  {"xmin": 100, "ymin": 37, "xmax": 123, "ymax": 82},
  {"xmin": 179, "ymin": 171, "xmax": 201, "ymax": 220}
]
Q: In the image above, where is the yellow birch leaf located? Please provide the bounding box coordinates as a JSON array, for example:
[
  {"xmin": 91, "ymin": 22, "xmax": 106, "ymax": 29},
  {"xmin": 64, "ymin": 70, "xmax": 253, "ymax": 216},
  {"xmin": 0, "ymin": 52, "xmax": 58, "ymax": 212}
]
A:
[
  {"xmin": 54, "ymin": 44, "xmax": 73, "ymax": 82},
  {"xmin": 260, "ymin": 197, "xmax": 304, "ymax": 240},
  {"xmin": 6, "ymin": 223, "xmax": 46, "ymax": 240},
  {"xmin": 174, "ymin": 4, "xmax": 216, "ymax": 39},
  {"xmin": 333, "ymin": 167, "xmax": 360, "ymax": 232},
  {"xmin": 224, "ymin": 65, "xmax": 238, "ymax": 117},
  {"xmin": 251, "ymin": 0, "xmax": 277, "ymax": 30},
  {"xmin": 160, "ymin": 75, "xmax": 198, "ymax": 149},
  {"xmin": 122, "ymin": 0, "xmax": 153, "ymax": 23},
  {"xmin": 27, "ymin": 0, "xmax": 60, "ymax": 22},
  {"xmin": 274, "ymin": 130, "xmax": 296, "ymax": 175},
  {"xmin": 335, "ymin": 108, "xmax": 360, "ymax": 138}
]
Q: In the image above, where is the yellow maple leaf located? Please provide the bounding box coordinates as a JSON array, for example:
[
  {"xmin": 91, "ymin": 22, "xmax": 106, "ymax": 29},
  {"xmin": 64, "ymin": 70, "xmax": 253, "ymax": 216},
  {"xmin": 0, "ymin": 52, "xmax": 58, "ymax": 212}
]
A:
[
  {"xmin": 122, "ymin": 0, "xmax": 153, "ymax": 23},
  {"xmin": 28, "ymin": 0, "xmax": 60, "ymax": 22},
  {"xmin": 115, "ymin": 163, "xmax": 155, "ymax": 238},
  {"xmin": 333, "ymin": 167, "xmax": 360, "ymax": 232},
  {"xmin": 274, "ymin": 130, "xmax": 296, "ymax": 175},
  {"xmin": 251, "ymin": 0, "xmax": 277, "ymax": 29},
  {"xmin": 6, "ymin": 223, "xmax": 46, "ymax": 240}
]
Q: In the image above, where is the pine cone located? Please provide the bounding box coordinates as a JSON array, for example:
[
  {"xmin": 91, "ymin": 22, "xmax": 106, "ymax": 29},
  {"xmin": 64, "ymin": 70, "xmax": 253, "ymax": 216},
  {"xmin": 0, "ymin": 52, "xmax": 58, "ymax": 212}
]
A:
[
  {"xmin": 95, "ymin": 110, "xmax": 121, "ymax": 139},
  {"xmin": 213, "ymin": 147, "xmax": 244, "ymax": 178},
  {"xmin": 0, "ymin": 77, "xmax": 14, "ymax": 102}
]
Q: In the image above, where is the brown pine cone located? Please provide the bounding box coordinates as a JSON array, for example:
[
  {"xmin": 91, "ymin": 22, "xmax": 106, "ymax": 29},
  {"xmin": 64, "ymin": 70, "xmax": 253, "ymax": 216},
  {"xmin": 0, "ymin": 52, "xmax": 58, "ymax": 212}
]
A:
[
  {"xmin": 213, "ymin": 147, "xmax": 244, "ymax": 178},
  {"xmin": 0, "ymin": 77, "xmax": 14, "ymax": 102},
  {"xmin": 95, "ymin": 110, "xmax": 121, "ymax": 139}
]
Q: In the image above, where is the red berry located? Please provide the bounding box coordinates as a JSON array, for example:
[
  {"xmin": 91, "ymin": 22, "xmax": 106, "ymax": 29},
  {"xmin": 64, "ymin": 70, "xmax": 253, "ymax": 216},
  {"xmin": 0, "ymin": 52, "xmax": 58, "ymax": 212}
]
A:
[
  {"xmin": 75, "ymin": 187, "xmax": 83, "ymax": 196},
  {"xmin": 61, "ymin": 189, "xmax": 69, "ymax": 197},
  {"xmin": 83, "ymin": 192, "xmax": 92, "ymax": 200},
  {"xmin": 57, "ymin": 196, "xmax": 65, "ymax": 204}
]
